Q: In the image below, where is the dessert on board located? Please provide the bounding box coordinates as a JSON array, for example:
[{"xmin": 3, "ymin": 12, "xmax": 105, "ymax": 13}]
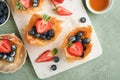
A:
[
  {"xmin": 62, "ymin": 26, "xmax": 92, "ymax": 62},
  {"xmin": 11, "ymin": 0, "xmax": 45, "ymax": 13},
  {"xmin": 26, "ymin": 14, "xmax": 62, "ymax": 46},
  {"xmin": 0, "ymin": 34, "xmax": 26, "ymax": 73}
]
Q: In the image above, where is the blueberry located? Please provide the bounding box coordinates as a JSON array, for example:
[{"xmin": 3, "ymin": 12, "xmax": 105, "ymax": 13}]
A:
[
  {"xmin": 0, "ymin": 10, "xmax": 3, "ymax": 17},
  {"xmin": 84, "ymin": 38, "xmax": 90, "ymax": 44},
  {"xmin": 53, "ymin": 56, "xmax": 59, "ymax": 63},
  {"xmin": 76, "ymin": 32, "xmax": 83, "ymax": 37},
  {"xmin": 46, "ymin": 36, "xmax": 51, "ymax": 40},
  {"xmin": 29, "ymin": 27, "xmax": 36, "ymax": 36},
  {"xmin": 2, "ymin": 54, "xmax": 7, "ymax": 59},
  {"xmin": 0, "ymin": 16, "xmax": 6, "ymax": 24},
  {"xmin": 33, "ymin": 2, "xmax": 38, "ymax": 7},
  {"xmin": 33, "ymin": 0, "xmax": 39, "ymax": 3},
  {"xmin": 43, "ymin": 32, "xmax": 48, "ymax": 36},
  {"xmin": 32, "ymin": 26, "xmax": 36, "ymax": 30},
  {"xmin": 0, "ymin": 3, "xmax": 4, "ymax": 10},
  {"xmin": 69, "ymin": 36, "xmax": 76, "ymax": 42},
  {"xmin": 0, "ymin": 5, "xmax": 4, "ymax": 10},
  {"xmin": 51, "ymin": 65, "xmax": 57, "ymax": 71},
  {"xmin": 35, "ymin": 33, "xmax": 41, "ymax": 38},
  {"xmin": 10, "ymin": 51, "xmax": 16, "ymax": 57},
  {"xmin": 76, "ymin": 36, "xmax": 80, "ymax": 40},
  {"xmin": 0, "ymin": 1, "xmax": 6, "ymax": 9},
  {"xmin": 80, "ymin": 17, "xmax": 86, "ymax": 23},
  {"xmin": 2, "ymin": 7, "xmax": 8, "ymax": 14},
  {"xmin": 40, "ymin": 34, "xmax": 46, "ymax": 40},
  {"xmin": 33, "ymin": 0, "xmax": 39, "ymax": 7},
  {"xmin": 29, "ymin": 30, "xmax": 35, "ymax": 36},
  {"xmin": 76, "ymin": 37, "xmax": 82, "ymax": 43},
  {"xmin": 0, "ymin": 53, "xmax": 3, "ymax": 58},
  {"xmin": 7, "ymin": 56, "xmax": 14, "ymax": 62},
  {"xmin": 3, "ymin": 14, "xmax": 7, "ymax": 19},
  {"xmin": 11, "ymin": 45, "xmax": 17, "ymax": 51},
  {"xmin": 48, "ymin": 30, "xmax": 54, "ymax": 37}
]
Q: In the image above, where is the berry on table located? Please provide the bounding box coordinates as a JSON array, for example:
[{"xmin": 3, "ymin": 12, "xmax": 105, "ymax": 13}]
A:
[
  {"xmin": 53, "ymin": 56, "xmax": 59, "ymax": 63},
  {"xmin": 50, "ymin": 64, "xmax": 57, "ymax": 71},
  {"xmin": 80, "ymin": 17, "xmax": 86, "ymax": 23}
]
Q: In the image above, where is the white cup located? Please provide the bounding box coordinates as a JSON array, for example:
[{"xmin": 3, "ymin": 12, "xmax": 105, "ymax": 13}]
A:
[{"xmin": 86, "ymin": 0, "xmax": 114, "ymax": 14}]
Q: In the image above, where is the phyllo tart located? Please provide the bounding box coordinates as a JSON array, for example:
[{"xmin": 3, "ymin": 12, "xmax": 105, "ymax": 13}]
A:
[
  {"xmin": 11, "ymin": 0, "xmax": 45, "ymax": 13},
  {"xmin": 0, "ymin": 34, "xmax": 26, "ymax": 73},
  {"xmin": 26, "ymin": 14, "xmax": 62, "ymax": 46},
  {"xmin": 62, "ymin": 26, "xmax": 92, "ymax": 62}
]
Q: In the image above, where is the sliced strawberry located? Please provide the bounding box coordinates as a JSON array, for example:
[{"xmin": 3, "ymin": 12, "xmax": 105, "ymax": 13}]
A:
[
  {"xmin": 35, "ymin": 18, "xmax": 52, "ymax": 34},
  {"xmin": 53, "ymin": 6, "xmax": 72, "ymax": 16},
  {"xmin": 19, "ymin": 0, "xmax": 30, "ymax": 9},
  {"xmin": 67, "ymin": 41, "xmax": 83, "ymax": 57},
  {"xmin": 51, "ymin": 0, "xmax": 64, "ymax": 5},
  {"xmin": 0, "ymin": 39, "xmax": 11, "ymax": 53},
  {"xmin": 51, "ymin": 0, "xmax": 59, "ymax": 5},
  {"xmin": 35, "ymin": 14, "xmax": 52, "ymax": 34},
  {"xmin": 36, "ymin": 48, "xmax": 58, "ymax": 63},
  {"xmin": 54, "ymin": 0, "xmax": 64, "ymax": 3}
]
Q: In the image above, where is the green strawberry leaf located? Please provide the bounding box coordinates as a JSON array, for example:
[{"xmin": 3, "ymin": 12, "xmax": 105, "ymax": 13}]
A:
[
  {"xmin": 16, "ymin": 1, "xmax": 25, "ymax": 10},
  {"xmin": 68, "ymin": 41, "xmax": 73, "ymax": 46},
  {"xmin": 52, "ymin": 48, "xmax": 58, "ymax": 55},
  {"xmin": 42, "ymin": 14, "xmax": 51, "ymax": 21}
]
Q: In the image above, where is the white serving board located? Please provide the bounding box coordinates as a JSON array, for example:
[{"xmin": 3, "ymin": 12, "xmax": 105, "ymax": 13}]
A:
[{"xmin": 7, "ymin": 0, "xmax": 102, "ymax": 79}]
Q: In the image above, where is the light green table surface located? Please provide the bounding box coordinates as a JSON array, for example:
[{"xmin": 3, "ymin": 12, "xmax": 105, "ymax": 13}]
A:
[{"xmin": 0, "ymin": 0, "xmax": 120, "ymax": 80}]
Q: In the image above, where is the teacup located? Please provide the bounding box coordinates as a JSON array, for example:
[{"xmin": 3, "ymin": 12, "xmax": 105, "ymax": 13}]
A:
[{"xmin": 86, "ymin": 0, "xmax": 114, "ymax": 14}]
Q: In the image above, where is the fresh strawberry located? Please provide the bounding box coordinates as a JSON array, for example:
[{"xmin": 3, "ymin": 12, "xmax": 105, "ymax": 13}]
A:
[
  {"xmin": 36, "ymin": 48, "xmax": 58, "ymax": 63},
  {"xmin": 51, "ymin": 0, "xmax": 64, "ymax": 5},
  {"xmin": 20, "ymin": 0, "xmax": 30, "ymax": 8},
  {"xmin": 16, "ymin": 0, "xmax": 30, "ymax": 10},
  {"xmin": 0, "ymin": 39, "xmax": 11, "ymax": 53},
  {"xmin": 51, "ymin": 0, "xmax": 59, "ymax": 5},
  {"xmin": 54, "ymin": 0, "xmax": 64, "ymax": 3},
  {"xmin": 35, "ymin": 14, "xmax": 52, "ymax": 34},
  {"xmin": 53, "ymin": 6, "xmax": 72, "ymax": 16},
  {"xmin": 67, "ymin": 41, "xmax": 83, "ymax": 57}
]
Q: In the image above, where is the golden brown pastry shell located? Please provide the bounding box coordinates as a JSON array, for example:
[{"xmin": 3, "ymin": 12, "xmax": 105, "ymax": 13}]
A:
[
  {"xmin": 62, "ymin": 26, "xmax": 92, "ymax": 62},
  {"xmin": 11, "ymin": 0, "xmax": 45, "ymax": 13},
  {"xmin": 26, "ymin": 14, "xmax": 62, "ymax": 46},
  {"xmin": 0, "ymin": 34, "xmax": 26, "ymax": 73}
]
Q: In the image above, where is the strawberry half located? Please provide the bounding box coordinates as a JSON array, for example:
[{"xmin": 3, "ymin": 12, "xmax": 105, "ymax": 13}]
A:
[
  {"xmin": 35, "ymin": 14, "xmax": 52, "ymax": 34},
  {"xmin": 36, "ymin": 48, "xmax": 58, "ymax": 63},
  {"xmin": 0, "ymin": 39, "xmax": 11, "ymax": 53},
  {"xmin": 51, "ymin": 0, "xmax": 64, "ymax": 5},
  {"xmin": 16, "ymin": 0, "xmax": 30, "ymax": 10},
  {"xmin": 67, "ymin": 41, "xmax": 83, "ymax": 57},
  {"xmin": 53, "ymin": 6, "xmax": 72, "ymax": 16},
  {"xmin": 51, "ymin": 0, "xmax": 59, "ymax": 5},
  {"xmin": 20, "ymin": 0, "xmax": 30, "ymax": 8},
  {"xmin": 54, "ymin": 0, "xmax": 64, "ymax": 3}
]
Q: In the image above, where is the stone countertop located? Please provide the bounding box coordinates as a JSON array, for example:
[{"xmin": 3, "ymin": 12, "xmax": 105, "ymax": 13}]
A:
[{"xmin": 0, "ymin": 0, "xmax": 120, "ymax": 80}]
